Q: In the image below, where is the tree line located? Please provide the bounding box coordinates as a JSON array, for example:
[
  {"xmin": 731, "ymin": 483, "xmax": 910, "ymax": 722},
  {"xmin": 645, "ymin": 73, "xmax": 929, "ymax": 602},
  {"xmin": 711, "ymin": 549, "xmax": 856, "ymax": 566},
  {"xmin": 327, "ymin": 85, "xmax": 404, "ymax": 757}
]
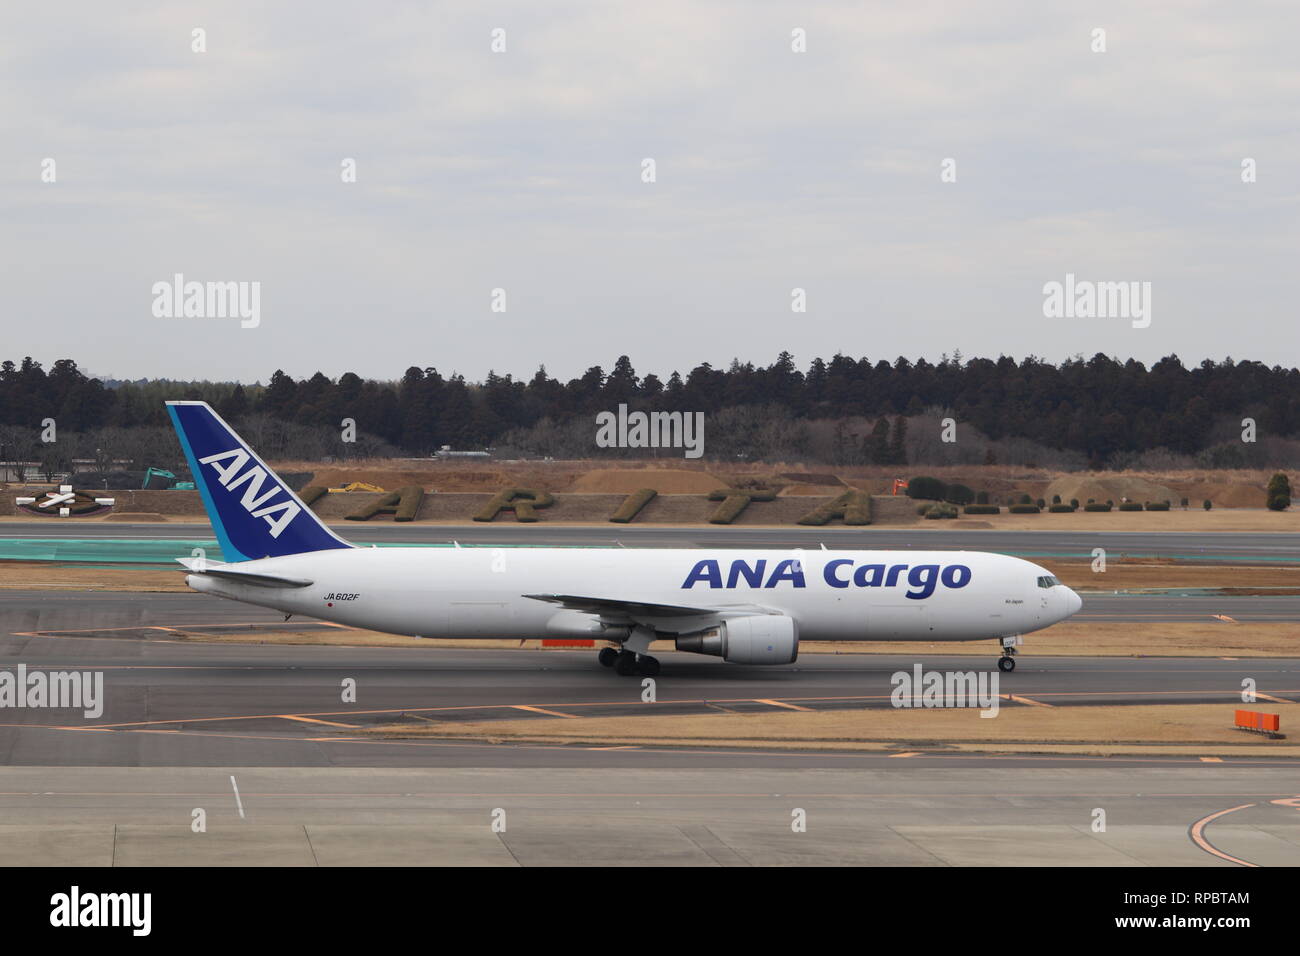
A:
[{"xmin": 0, "ymin": 352, "xmax": 1297, "ymax": 468}]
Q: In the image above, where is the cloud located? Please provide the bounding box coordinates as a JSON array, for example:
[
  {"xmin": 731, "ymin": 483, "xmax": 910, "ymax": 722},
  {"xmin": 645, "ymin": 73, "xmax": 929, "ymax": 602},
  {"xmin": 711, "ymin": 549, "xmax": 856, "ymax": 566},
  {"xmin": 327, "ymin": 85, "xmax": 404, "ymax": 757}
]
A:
[{"xmin": 2, "ymin": 1, "xmax": 1298, "ymax": 382}]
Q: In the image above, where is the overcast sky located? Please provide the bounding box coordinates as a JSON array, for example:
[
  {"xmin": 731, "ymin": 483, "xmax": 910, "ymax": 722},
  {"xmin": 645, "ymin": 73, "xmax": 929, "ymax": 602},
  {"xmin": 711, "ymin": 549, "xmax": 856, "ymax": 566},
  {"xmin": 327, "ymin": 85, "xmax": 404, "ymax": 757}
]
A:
[{"xmin": 4, "ymin": 2, "xmax": 1298, "ymax": 384}]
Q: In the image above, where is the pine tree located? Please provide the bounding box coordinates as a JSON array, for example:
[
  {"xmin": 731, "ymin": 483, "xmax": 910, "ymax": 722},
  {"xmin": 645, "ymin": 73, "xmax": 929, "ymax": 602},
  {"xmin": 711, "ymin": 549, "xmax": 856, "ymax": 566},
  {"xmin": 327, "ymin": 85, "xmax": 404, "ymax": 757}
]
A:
[
  {"xmin": 888, "ymin": 416, "xmax": 908, "ymax": 465},
  {"xmin": 866, "ymin": 419, "xmax": 891, "ymax": 464}
]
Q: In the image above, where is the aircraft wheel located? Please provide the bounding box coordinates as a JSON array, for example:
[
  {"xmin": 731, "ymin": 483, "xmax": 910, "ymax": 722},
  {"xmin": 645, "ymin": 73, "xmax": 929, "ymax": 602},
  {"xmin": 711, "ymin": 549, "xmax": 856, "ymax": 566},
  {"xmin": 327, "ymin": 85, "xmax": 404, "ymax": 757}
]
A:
[
  {"xmin": 997, "ymin": 656, "xmax": 1016, "ymax": 673},
  {"xmin": 598, "ymin": 646, "xmax": 619, "ymax": 668},
  {"xmin": 637, "ymin": 655, "xmax": 660, "ymax": 677},
  {"xmin": 614, "ymin": 651, "xmax": 639, "ymax": 676}
]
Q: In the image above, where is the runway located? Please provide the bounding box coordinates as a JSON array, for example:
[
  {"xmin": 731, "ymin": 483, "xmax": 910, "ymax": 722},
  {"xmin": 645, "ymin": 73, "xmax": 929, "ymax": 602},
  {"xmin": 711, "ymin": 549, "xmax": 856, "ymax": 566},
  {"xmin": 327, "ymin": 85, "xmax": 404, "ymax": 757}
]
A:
[
  {"xmin": 0, "ymin": 589, "xmax": 1296, "ymax": 770},
  {"xmin": 1, "ymin": 591, "xmax": 1297, "ymax": 865},
  {"xmin": 4, "ymin": 521, "xmax": 1299, "ymax": 562},
  {"xmin": 0, "ymin": 764, "xmax": 1296, "ymax": 867}
]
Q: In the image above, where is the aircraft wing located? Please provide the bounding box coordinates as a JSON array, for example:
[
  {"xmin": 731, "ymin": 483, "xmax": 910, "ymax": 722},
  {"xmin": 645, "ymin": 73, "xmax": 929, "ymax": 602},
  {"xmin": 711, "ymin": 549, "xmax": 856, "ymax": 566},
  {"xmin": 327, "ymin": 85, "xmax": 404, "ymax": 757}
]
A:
[
  {"xmin": 175, "ymin": 556, "xmax": 313, "ymax": 589},
  {"xmin": 524, "ymin": 593, "xmax": 781, "ymax": 628}
]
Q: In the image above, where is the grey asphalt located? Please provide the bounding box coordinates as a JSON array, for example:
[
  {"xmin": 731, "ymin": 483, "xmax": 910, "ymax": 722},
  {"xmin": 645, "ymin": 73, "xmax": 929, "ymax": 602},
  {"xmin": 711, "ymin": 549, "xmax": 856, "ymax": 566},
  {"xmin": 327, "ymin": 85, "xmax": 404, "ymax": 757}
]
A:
[
  {"xmin": 0, "ymin": 764, "xmax": 1296, "ymax": 866},
  {"xmin": 1, "ymin": 589, "xmax": 1297, "ymax": 770},
  {"xmin": 5, "ymin": 521, "xmax": 1300, "ymax": 561},
  {"xmin": 1, "ymin": 590, "xmax": 1297, "ymax": 866}
]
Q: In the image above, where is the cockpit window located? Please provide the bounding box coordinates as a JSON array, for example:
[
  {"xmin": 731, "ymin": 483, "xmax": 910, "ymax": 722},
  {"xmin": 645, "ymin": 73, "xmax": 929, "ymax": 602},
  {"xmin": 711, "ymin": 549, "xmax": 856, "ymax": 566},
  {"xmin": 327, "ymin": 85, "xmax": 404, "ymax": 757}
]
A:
[{"xmin": 1036, "ymin": 575, "xmax": 1060, "ymax": 588}]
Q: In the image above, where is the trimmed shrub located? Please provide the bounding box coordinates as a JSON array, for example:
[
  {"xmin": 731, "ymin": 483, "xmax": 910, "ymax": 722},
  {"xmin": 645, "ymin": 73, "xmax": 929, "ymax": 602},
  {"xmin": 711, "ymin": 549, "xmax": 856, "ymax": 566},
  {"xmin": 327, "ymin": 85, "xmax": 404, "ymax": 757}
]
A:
[
  {"xmin": 1267, "ymin": 472, "xmax": 1292, "ymax": 507},
  {"xmin": 1035, "ymin": 498, "xmax": 1046, "ymax": 509},
  {"xmin": 1051, "ymin": 494, "xmax": 1061, "ymax": 504},
  {"xmin": 1008, "ymin": 504, "xmax": 1040, "ymax": 514},
  {"xmin": 610, "ymin": 488, "xmax": 656, "ymax": 523},
  {"xmin": 1048, "ymin": 504, "xmax": 1074, "ymax": 513},
  {"xmin": 1144, "ymin": 501, "xmax": 1170, "ymax": 511},
  {"xmin": 1084, "ymin": 502, "xmax": 1112, "ymax": 512},
  {"xmin": 1267, "ymin": 473, "xmax": 1291, "ymax": 511},
  {"xmin": 707, "ymin": 488, "xmax": 776, "ymax": 525},
  {"xmin": 906, "ymin": 476, "xmax": 947, "ymax": 501},
  {"xmin": 916, "ymin": 503, "xmax": 933, "ymax": 516},
  {"xmin": 1203, "ymin": 499, "xmax": 1212, "ymax": 511},
  {"xmin": 1118, "ymin": 502, "xmax": 1143, "ymax": 511},
  {"xmin": 944, "ymin": 483, "xmax": 975, "ymax": 506},
  {"xmin": 393, "ymin": 486, "xmax": 425, "ymax": 521},
  {"xmin": 924, "ymin": 502, "xmax": 958, "ymax": 519},
  {"xmin": 1070, "ymin": 499, "xmax": 1079, "ymax": 509},
  {"xmin": 963, "ymin": 504, "xmax": 1000, "ymax": 514},
  {"xmin": 346, "ymin": 485, "xmax": 426, "ymax": 521},
  {"xmin": 798, "ymin": 490, "xmax": 871, "ymax": 526},
  {"xmin": 474, "ymin": 488, "xmax": 555, "ymax": 522},
  {"xmin": 299, "ymin": 485, "xmax": 328, "ymax": 509}
]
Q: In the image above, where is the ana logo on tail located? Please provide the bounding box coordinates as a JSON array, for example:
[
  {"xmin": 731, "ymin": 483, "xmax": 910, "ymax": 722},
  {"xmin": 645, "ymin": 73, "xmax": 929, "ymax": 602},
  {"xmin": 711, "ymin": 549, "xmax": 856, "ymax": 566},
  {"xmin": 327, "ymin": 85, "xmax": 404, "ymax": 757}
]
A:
[{"xmin": 198, "ymin": 447, "xmax": 301, "ymax": 538}]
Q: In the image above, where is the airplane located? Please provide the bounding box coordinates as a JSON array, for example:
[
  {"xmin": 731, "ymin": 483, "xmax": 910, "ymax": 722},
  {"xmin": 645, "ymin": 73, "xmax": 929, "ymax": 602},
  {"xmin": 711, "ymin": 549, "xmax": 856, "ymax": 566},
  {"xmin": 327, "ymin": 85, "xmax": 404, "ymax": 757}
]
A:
[{"xmin": 166, "ymin": 400, "xmax": 1083, "ymax": 676}]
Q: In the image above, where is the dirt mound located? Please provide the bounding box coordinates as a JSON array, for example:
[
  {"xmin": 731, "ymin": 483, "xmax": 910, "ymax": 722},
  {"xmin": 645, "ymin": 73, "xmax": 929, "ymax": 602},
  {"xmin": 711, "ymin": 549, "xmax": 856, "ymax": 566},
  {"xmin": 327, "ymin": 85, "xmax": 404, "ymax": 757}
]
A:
[
  {"xmin": 779, "ymin": 472, "xmax": 844, "ymax": 486},
  {"xmin": 568, "ymin": 468, "xmax": 722, "ymax": 494},
  {"xmin": 1044, "ymin": 475, "xmax": 1177, "ymax": 505},
  {"xmin": 778, "ymin": 484, "xmax": 849, "ymax": 497},
  {"xmin": 1171, "ymin": 480, "xmax": 1265, "ymax": 508},
  {"xmin": 840, "ymin": 478, "xmax": 892, "ymax": 495},
  {"xmin": 308, "ymin": 468, "xmax": 440, "ymax": 491}
]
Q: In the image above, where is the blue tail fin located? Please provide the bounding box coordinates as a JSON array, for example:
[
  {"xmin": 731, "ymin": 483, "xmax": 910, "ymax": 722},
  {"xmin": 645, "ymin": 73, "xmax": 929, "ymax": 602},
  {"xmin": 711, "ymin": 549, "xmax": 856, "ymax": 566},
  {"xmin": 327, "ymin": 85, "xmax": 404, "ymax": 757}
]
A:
[{"xmin": 166, "ymin": 401, "xmax": 352, "ymax": 562}]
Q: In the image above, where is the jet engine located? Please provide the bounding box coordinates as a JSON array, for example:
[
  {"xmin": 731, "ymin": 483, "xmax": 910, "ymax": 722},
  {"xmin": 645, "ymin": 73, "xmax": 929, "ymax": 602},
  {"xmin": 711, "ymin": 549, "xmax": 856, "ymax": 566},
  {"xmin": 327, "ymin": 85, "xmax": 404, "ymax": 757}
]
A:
[{"xmin": 674, "ymin": 615, "xmax": 798, "ymax": 664}]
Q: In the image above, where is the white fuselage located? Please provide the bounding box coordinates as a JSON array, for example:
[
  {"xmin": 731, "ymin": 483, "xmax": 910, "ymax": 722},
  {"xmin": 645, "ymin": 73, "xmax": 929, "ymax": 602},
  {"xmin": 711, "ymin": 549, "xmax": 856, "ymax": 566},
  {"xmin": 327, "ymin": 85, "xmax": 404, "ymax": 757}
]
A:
[{"xmin": 186, "ymin": 547, "xmax": 1081, "ymax": 643}]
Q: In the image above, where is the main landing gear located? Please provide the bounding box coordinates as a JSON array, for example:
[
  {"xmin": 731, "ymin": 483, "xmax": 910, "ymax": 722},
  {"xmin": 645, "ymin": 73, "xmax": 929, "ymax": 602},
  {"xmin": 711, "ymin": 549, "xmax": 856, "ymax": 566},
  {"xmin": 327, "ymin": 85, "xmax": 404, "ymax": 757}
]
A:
[
  {"xmin": 997, "ymin": 635, "xmax": 1020, "ymax": 672},
  {"xmin": 598, "ymin": 646, "xmax": 659, "ymax": 676}
]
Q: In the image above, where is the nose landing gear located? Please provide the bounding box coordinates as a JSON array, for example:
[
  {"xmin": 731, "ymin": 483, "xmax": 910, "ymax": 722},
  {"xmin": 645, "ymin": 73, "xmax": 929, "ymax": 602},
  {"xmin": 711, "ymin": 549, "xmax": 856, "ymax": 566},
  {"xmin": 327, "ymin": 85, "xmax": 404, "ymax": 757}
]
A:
[{"xmin": 997, "ymin": 635, "xmax": 1020, "ymax": 672}]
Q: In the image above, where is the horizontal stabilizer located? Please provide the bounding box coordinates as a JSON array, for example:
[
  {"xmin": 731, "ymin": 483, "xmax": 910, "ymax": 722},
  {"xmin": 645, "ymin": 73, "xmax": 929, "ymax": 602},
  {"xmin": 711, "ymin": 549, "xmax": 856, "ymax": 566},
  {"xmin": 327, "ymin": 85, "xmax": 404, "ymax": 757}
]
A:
[{"xmin": 175, "ymin": 556, "xmax": 313, "ymax": 589}]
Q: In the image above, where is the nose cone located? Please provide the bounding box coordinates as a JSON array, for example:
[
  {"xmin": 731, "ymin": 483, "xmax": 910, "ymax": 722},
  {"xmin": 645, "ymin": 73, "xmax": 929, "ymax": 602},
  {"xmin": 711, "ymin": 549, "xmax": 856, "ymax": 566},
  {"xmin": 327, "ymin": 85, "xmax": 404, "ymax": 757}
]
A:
[{"xmin": 1064, "ymin": 587, "xmax": 1082, "ymax": 617}]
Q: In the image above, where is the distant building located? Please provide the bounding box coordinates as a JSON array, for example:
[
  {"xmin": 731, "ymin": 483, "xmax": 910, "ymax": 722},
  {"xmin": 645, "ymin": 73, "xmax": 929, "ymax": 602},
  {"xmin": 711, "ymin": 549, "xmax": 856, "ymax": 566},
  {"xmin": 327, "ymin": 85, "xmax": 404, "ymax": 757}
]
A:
[
  {"xmin": 0, "ymin": 461, "xmax": 40, "ymax": 482},
  {"xmin": 433, "ymin": 445, "xmax": 491, "ymax": 459}
]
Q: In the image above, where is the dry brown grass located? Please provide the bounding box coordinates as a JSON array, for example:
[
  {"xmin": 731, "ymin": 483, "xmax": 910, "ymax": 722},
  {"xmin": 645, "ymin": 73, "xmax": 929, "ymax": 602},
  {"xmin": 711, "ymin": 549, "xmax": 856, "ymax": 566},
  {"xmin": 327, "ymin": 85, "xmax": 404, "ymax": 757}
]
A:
[
  {"xmin": 1049, "ymin": 559, "xmax": 1300, "ymax": 590},
  {"xmin": 360, "ymin": 703, "xmax": 1300, "ymax": 757},
  {"xmin": 255, "ymin": 458, "xmax": 1288, "ymax": 508},
  {"xmin": 567, "ymin": 468, "xmax": 723, "ymax": 494},
  {"xmin": 942, "ymin": 509, "xmax": 1299, "ymax": 532},
  {"xmin": 803, "ymin": 622, "xmax": 1299, "ymax": 658},
  {"xmin": 0, "ymin": 562, "xmax": 190, "ymax": 591}
]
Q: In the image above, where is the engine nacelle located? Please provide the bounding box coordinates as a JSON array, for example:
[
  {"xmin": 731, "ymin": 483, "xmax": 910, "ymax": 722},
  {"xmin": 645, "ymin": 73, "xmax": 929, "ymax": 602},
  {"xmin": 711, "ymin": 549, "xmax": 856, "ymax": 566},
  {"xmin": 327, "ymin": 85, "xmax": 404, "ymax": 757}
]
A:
[{"xmin": 675, "ymin": 615, "xmax": 798, "ymax": 665}]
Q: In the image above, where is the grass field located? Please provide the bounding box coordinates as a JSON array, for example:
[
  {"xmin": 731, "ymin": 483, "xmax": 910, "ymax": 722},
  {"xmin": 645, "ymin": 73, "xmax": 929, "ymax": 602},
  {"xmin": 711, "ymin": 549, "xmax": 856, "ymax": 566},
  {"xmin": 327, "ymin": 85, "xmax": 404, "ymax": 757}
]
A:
[{"xmin": 360, "ymin": 703, "xmax": 1300, "ymax": 757}]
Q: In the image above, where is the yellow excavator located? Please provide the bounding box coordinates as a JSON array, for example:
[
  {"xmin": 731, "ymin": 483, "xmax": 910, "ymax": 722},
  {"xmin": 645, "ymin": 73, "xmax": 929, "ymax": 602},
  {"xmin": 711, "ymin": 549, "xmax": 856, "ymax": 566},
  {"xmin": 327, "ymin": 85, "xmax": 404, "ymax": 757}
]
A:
[{"xmin": 326, "ymin": 481, "xmax": 385, "ymax": 494}]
